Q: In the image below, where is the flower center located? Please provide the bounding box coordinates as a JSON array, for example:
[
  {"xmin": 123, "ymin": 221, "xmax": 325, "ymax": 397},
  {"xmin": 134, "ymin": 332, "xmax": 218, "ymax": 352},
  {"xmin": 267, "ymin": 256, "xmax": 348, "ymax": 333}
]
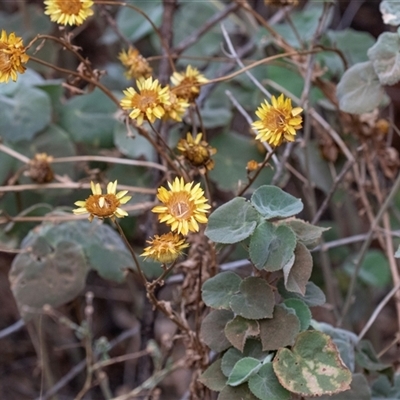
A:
[
  {"xmin": 0, "ymin": 51, "xmax": 10, "ymax": 72},
  {"xmin": 132, "ymin": 90, "xmax": 158, "ymax": 111},
  {"xmin": 56, "ymin": 0, "xmax": 82, "ymax": 14},
  {"xmin": 85, "ymin": 194, "xmax": 120, "ymax": 217},
  {"xmin": 168, "ymin": 192, "xmax": 193, "ymax": 220},
  {"xmin": 265, "ymin": 109, "xmax": 286, "ymax": 131}
]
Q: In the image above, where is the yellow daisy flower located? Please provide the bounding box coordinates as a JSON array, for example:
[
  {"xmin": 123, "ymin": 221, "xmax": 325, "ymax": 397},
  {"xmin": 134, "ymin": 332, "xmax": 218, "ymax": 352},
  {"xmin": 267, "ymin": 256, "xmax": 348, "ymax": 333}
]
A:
[
  {"xmin": 152, "ymin": 177, "xmax": 211, "ymax": 235},
  {"xmin": 252, "ymin": 94, "xmax": 303, "ymax": 147},
  {"xmin": 73, "ymin": 180, "xmax": 131, "ymax": 222},
  {"xmin": 44, "ymin": 0, "xmax": 94, "ymax": 26},
  {"xmin": 120, "ymin": 77, "xmax": 170, "ymax": 126},
  {"xmin": 0, "ymin": 30, "xmax": 29, "ymax": 83},
  {"xmin": 177, "ymin": 132, "xmax": 216, "ymax": 171},
  {"xmin": 141, "ymin": 232, "xmax": 189, "ymax": 264},
  {"xmin": 118, "ymin": 47, "xmax": 153, "ymax": 80},
  {"xmin": 163, "ymin": 88, "xmax": 190, "ymax": 122},
  {"xmin": 171, "ymin": 65, "xmax": 208, "ymax": 103}
]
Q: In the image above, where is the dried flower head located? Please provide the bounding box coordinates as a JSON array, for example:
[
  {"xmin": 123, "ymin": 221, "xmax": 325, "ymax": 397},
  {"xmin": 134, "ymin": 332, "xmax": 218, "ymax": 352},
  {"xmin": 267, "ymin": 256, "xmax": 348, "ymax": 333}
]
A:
[
  {"xmin": 163, "ymin": 88, "xmax": 190, "ymax": 122},
  {"xmin": 73, "ymin": 180, "xmax": 131, "ymax": 222},
  {"xmin": 120, "ymin": 77, "xmax": 170, "ymax": 126},
  {"xmin": 0, "ymin": 30, "xmax": 29, "ymax": 83},
  {"xmin": 152, "ymin": 177, "xmax": 211, "ymax": 235},
  {"xmin": 177, "ymin": 132, "xmax": 216, "ymax": 171},
  {"xmin": 141, "ymin": 232, "xmax": 189, "ymax": 264},
  {"xmin": 171, "ymin": 65, "xmax": 208, "ymax": 103},
  {"xmin": 44, "ymin": 0, "xmax": 94, "ymax": 26},
  {"xmin": 28, "ymin": 153, "xmax": 54, "ymax": 183},
  {"xmin": 246, "ymin": 160, "xmax": 259, "ymax": 172},
  {"xmin": 118, "ymin": 47, "xmax": 153, "ymax": 80},
  {"xmin": 252, "ymin": 94, "xmax": 303, "ymax": 147}
]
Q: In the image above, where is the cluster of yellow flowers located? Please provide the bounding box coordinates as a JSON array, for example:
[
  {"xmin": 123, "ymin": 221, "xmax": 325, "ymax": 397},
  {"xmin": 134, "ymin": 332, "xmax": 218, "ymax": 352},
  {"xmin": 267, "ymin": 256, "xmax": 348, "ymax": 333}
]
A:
[{"xmin": 120, "ymin": 65, "xmax": 208, "ymax": 126}]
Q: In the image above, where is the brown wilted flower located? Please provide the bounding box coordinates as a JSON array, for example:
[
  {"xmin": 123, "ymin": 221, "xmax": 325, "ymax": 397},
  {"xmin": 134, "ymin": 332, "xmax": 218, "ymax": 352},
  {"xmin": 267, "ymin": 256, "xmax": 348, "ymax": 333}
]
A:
[
  {"xmin": 177, "ymin": 132, "xmax": 216, "ymax": 171},
  {"xmin": 118, "ymin": 47, "xmax": 153, "ymax": 80},
  {"xmin": 28, "ymin": 153, "xmax": 54, "ymax": 183},
  {"xmin": 246, "ymin": 160, "xmax": 259, "ymax": 172}
]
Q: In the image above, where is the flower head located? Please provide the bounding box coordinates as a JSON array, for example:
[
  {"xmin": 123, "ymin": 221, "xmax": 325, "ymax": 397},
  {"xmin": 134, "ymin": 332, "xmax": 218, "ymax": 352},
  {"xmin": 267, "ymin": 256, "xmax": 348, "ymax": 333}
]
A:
[
  {"xmin": 152, "ymin": 177, "xmax": 211, "ymax": 235},
  {"xmin": 118, "ymin": 47, "xmax": 153, "ymax": 80},
  {"xmin": 0, "ymin": 30, "xmax": 29, "ymax": 83},
  {"xmin": 44, "ymin": 0, "xmax": 94, "ymax": 26},
  {"xmin": 177, "ymin": 133, "xmax": 216, "ymax": 171},
  {"xmin": 141, "ymin": 232, "xmax": 189, "ymax": 264},
  {"xmin": 246, "ymin": 160, "xmax": 259, "ymax": 172},
  {"xmin": 163, "ymin": 88, "xmax": 190, "ymax": 122},
  {"xmin": 120, "ymin": 77, "xmax": 170, "ymax": 125},
  {"xmin": 171, "ymin": 65, "xmax": 208, "ymax": 103},
  {"xmin": 73, "ymin": 180, "xmax": 131, "ymax": 222},
  {"xmin": 28, "ymin": 153, "xmax": 54, "ymax": 183},
  {"xmin": 252, "ymin": 94, "xmax": 303, "ymax": 147}
]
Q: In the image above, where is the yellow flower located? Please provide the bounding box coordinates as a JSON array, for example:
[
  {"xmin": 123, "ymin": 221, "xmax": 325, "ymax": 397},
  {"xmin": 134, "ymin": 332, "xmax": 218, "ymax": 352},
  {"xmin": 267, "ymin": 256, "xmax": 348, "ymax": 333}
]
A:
[
  {"xmin": 73, "ymin": 180, "xmax": 131, "ymax": 222},
  {"xmin": 0, "ymin": 30, "xmax": 29, "ymax": 83},
  {"xmin": 118, "ymin": 47, "xmax": 153, "ymax": 80},
  {"xmin": 163, "ymin": 88, "xmax": 190, "ymax": 122},
  {"xmin": 141, "ymin": 232, "xmax": 189, "ymax": 264},
  {"xmin": 246, "ymin": 160, "xmax": 259, "ymax": 172},
  {"xmin": 152, "ymin": 177, "xmax": 211, "ymax": 235},
  {"xmin": 177, "ymin": 132, "xmax": 216, "ymax": 171},
  {"xmin": 252, "ymin": 94, "xmax": 303, "ymax": 147},
  {"xmin": 171, "ymin": 65, "xmax": 208, "ymax": 103},
  {"xmin": 120, "ymin": 77, "xmax": 170, "ymax": 126},
  {"xmin": 44, "ymin": 0, "xmax": 94, "ymax": 26},
  {"xmin": 28, "ymin": 153, "xmax": 54, "ymax": 183}
]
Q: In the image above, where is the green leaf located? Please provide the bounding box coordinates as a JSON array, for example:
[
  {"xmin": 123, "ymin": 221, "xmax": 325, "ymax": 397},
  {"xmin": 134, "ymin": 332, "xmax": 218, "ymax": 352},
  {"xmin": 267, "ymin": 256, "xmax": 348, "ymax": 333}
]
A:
[
  {"xmin": 199, "ymin": 359, "xmax": 227, "ymax": 392},
  {"xmin": 200, "ymin": 309, "xmax": 234, "ymax": 352},
  {"xmin": 20, "ymin": 218, "xmax": 135, "ymax": 283},
  {"xmin": 248, "ymin": 363, "xmax": 291, "ymax": 400},
  {"xmin": 355, "ymin": 340, "xmax": 390, "ymax": 372},
  {"xmin": 251, "ymin": 186, "xmax": 303, "ymax": 220},
  {"xmin": 259, "ymin": 305, "xmax": 300, "ymax": 351},
  {"xmin": 283, "ymin": 299, "xmax": 311, "ymax": 331},
  {"xmin": 249, "ymin": 221, "xmax": 297, "ymax": 271},
  {"xmin": 0, "ymin": 86, "xmax": 51, "ymax": 142},
  {"xmin": 9, "ymin": 241, "xmax": 89, "ymax": 321},
  {"xmin": 58, "ymin": 88, "xmax": 117, "ymax": 148},
  {"xmin": 209, "ymin": 131, "xmax": 273, "ymax": 192},
  {"xmin": 202, "ymin": 271, "xmax": 242, "ymax": 310},
  {"xmin": 273, "ymin": 331, "xmax": 352, "ymax": 397},
  {"xmin": 372, "ymin": 374, "xmax": 400, "ymax": 399},
  {"xmin": 283, "ymin": 242, "xmax": 313, "ymax": 295},
  {"xmin": 113, "ymin": 122, "xmax": 155, "ymax": 161},
  {"xmin": 101, "ymin": 0, "xmax": 162, "ymax": 44},
  {"xmin": 221, "ymin": 340, "xmax": 270, "ymax": 378},
  {"xmin": 218, "ymin": 384, "xmax": 258, "ymax": 400},
  {"xmin": 368, "ymin": 32, "xmax": 400, "ymax": 86},
  {"xmin": 281, "ymin": 218, "xmax": 329, "ymax": 249},
  {"xmin": 337, "ymin": 61, "xmax": 385, "ymax": 114},
  {"xmin": 230, "ymin": 277, "xmax": 275, "ymax": 320},
  {"xmin": 380, "ymin": 0, "xmax": 400, "ymax": 26},
  {"xmin": 225, "ymin": 316, "xmax": 260, "ymax": 352},
  {"xmin": 310, "ymin": 373, "xmax": 371, "ymax": 400},
  {"xmin": 227, "ymin": 358, "xmax": 262, "ymax": 387},
  {"xmin": 343, "ymin": 250, "xmax": 391, "ymax": 288},
  {"xmin": 205, "ymin": 197, "xmax": 260, "ymax": 244},
  {"xmin": 278, "ymin": 280, "xmax": 326, "ymax": 307}
]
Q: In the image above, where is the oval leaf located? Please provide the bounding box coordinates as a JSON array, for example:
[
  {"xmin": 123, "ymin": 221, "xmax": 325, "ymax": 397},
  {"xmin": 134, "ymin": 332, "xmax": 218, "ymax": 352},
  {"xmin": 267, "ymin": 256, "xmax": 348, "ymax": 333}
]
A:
[
  {"xmin": 278, "ymin": 280, "xmax": 326, "ymax": 307},
  {"xmin": 200, "ymin": 309, "xmax": 234, "ymax": 352},
  {"xmin": 249, "ymin": 221, "xmax": 297, "ymax": 271},
  {"xmin": 205, "ymin": 197, "xmax": 260, "ymax": 244},
  {"xmin": 337, "ymin": 61, "xmax": 385, "ymax": 114},
  {"xmin": 259, "ymin": 305, "xmax": 300, "ymax": 351},
  {"xmin": 283, "ymin": 298, "xmax": 312, "ymax": 332},
  {"xmin": 230, "ymin": 277, "xmax": 275, "ymax": 320},
  {"xmin": 273, "ymin": 331, "xmax": 352, "ymax": 397},
  {"xmin": 202, "ymin": 271, "xmax": 242, "ymax": 310},
  {"xmin": 248, "ymin": 363, "xmax": 291, "ymax": 400},
  {"xmin": 227, "ymin": 357, "xmax": 262, "ymax": 387},
  {"xmin": 250, "ymin": 186, "xmax": 303, "ymax": 220}
]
